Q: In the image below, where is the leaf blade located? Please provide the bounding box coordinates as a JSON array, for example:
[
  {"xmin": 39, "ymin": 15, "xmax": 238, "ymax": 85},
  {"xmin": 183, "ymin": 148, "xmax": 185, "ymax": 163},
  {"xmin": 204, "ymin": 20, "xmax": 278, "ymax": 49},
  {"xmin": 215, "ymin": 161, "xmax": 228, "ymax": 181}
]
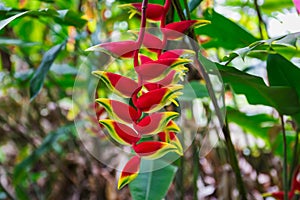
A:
[
  {"xmin": 129, "ymin": 159, "xmax": 177, "ymax": 200},
  {"xmin": 29, "ymin": 42, "xmax": 66, "ymax": 101}
]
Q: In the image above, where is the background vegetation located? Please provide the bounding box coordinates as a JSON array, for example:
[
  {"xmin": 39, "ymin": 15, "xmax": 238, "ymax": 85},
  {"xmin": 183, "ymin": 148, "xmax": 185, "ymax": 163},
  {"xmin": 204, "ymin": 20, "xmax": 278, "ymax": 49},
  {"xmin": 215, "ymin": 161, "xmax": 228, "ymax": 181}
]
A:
[{"xmin": 0, "ymin": 0, "xmax": 299, "ymax": 199}]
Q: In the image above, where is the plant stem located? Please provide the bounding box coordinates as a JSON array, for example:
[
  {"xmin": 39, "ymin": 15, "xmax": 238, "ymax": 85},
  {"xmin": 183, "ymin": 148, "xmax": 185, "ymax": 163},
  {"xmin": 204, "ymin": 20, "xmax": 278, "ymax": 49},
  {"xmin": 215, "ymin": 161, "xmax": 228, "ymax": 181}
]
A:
[
  {"xmin": 253, "ymin": 0, "xmax": 268, "ymax": 39},
  {"xmin": 192, "ymin": 138, "xmax": 199, "ymax": 199},
  {"xmin": 133, "ymin": 0, "xmax": 148, "ymax": 68},
  {"xmin": 290, "ymin": 131, "xmax": 299, "ymax": 187},
  {"xmin": 280, "ymin": 115, "xmax": 289, "ymax": 200},
  {"xmin": 223, "ymin": 118, "xmax": 248, "ymax": 200}
]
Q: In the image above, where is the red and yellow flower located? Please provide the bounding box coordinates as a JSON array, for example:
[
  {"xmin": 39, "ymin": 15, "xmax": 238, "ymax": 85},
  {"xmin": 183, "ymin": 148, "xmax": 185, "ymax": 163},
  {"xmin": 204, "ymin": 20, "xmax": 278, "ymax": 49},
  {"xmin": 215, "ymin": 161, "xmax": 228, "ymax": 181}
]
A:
[{"xmin": 87, "ymin": 0, "xmax": 210, "ymax": 189}]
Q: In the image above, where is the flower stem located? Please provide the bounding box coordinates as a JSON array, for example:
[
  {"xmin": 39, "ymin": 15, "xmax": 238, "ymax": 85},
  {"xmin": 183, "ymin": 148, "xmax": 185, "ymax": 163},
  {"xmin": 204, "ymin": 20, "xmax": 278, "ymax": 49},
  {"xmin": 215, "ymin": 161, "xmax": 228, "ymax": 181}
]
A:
[
  {"xmin": 280, "ymin": 115, "xmax": 289, "ymax": 200},
  {"xmin": 133, "ymin": 0, "xmax": 148, "ymax": 68}
]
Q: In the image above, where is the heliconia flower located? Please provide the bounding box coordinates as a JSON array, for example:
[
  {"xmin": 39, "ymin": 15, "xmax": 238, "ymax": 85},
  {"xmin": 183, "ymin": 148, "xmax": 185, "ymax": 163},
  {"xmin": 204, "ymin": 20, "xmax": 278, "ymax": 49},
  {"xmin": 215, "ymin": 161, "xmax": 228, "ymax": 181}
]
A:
[
  {"xmin": 118, "ymin": 156, "xmax": 141, "ymax": 189},
  {"xmin": 135, "ymin": 58, "xmax": 190, "ymax": 82},
  {"xmin": 159, "ymin": 49, "xmax": 195, "ymax": 60},
  {"xmin": 99, "ymin": 119, "xmax": 140, "ymax": 145},
  {"xmin": 164, "ymin": 20, "xmax": 211, "ymax": 40},
  {"xmin": 96, "ymin": 98, "xmax": 141, "ymax": 124},
  {"xmin": 158, "ymin": 131, "xmax": 183, "ymax": 155},
  {"xmin": 133, "ymin": 112, "xmax": 179, "ymax": 135},
  {"xmin": 92, "ymin": 71, "xmax": 138, "ymax": 98},
  {"xmin": 120, "ymin": 3, "xmax": 165, "ymax": 21},
  {"xmin": 133, "ymin": 141, "xmax": 179, "ymax": 159},
  {"xmin": 86, "ymin": 40, "xmax": 138, "ymax": 58},
  {"xmin": 134, "ymin": 85, "xmax": 183, "ymax": 113}
]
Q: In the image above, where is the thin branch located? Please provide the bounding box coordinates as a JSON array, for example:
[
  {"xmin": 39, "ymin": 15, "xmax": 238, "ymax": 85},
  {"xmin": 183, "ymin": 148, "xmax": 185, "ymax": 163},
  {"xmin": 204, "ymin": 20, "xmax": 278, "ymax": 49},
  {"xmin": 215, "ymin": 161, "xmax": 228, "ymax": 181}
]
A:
[
  {"xmin": 253, "ymin": 0, "xmax": 268, "ymax": 39},
  {"xmin": 289, "ymin": 130, "xmax": 299, "ymax": 187},
  {"xmin": 0, "ymin": 180, "xmax": 16, "ymax": 200},
  {"xmin": 280, "ymin": 115, "xmax": 289, "ymax": 200}
]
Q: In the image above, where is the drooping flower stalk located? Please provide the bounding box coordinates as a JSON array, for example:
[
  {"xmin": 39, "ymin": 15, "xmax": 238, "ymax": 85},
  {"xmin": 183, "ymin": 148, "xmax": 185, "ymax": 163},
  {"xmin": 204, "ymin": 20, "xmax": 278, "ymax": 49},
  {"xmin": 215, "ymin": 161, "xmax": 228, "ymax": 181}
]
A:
[{"xmin": 87, "ymin": 0, "xmax": 210, "ymax": 189}]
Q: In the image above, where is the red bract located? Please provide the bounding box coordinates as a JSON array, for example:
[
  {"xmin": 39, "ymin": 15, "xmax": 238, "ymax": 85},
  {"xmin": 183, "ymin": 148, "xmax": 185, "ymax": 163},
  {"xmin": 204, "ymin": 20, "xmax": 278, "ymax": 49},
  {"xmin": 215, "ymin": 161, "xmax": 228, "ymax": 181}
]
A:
[
  {"xmin": 142, "ymin": 32, "xmax": 163, "ymax": 52},
  {"xmin": 159, "ymin": 49, "xmax": 195, "ymax": 60},
  {"xmin": 133, "ymin": 141, "xmax": 178, "ymax": 159},
  {"xmin": 134, "ymin": 85, "xmax": 183, "ymax": 113},
  {"xmin": 164, "ymin": 20, "xmax": 210, "ymax": 39},
  {"xmin": 158, "ymin": 131, "xmax": 183, "ymax": 155},
  {"xmin": 135, "ymin": 58, "xmax": 190, "ymax": 82},
  {"xmin": 96, "ymin": 98, "xmax": 141, "ymax": 123},
  {"xmin": 99, "ymin": 119, "xmax": 140, "ymax": 145},
  {"xmin": 139, "ymin": 54, "xmax": 153, "ymax": 64},
  {"xmin": 92, "ymin": 71, "xmax": 138, "ymax": 98},
  {"xmin": 133, "ymin": 112, "xmax": 178, "ymax": 135},
  {"xmin": 118, "ymin": 156, "xmax": 141, "ymax": 189},
  {"xmin": 86, "ymin": 40, "xmax": 138, "ymax": 58}
]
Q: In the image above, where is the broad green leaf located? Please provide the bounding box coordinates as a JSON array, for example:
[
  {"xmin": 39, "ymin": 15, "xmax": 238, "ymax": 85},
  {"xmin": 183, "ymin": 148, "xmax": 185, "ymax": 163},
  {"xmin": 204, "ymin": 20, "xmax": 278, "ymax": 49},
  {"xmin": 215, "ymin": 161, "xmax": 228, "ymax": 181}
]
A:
[
  {"xmin": 129, "ymin": 159, "xmax": 177, "ymax": 200},
  {"xmin": 13, "ymin": 124, "xmax": 74, "ymax": 186},
  {"xmin": 200, "ymin": 56, "xmax": 300, "ymax": 114},
  {"xmin": 227, "ymin": 107, "xmax": 278, "ymax": 145},
  {"xmin": 267, "ymin": 53, "xmax": 300, "ymax": 97},
  {"xmin": 0, "ymin": 11, "xmax": 28, "ymax": 30},
  {"xmin": 195, "ymin": 9, "xmax": 258, "ymax": 50},
  {"xmin": 30, "ymin": 42, "xmax": 66, "ymax": 101},
  {"xmin": 180, "ymin": 81, "xmax": 209, "ymax": 101},
  {"xmin": 267, "ymin": 53, "xmax": 300, "ymax": 128}
]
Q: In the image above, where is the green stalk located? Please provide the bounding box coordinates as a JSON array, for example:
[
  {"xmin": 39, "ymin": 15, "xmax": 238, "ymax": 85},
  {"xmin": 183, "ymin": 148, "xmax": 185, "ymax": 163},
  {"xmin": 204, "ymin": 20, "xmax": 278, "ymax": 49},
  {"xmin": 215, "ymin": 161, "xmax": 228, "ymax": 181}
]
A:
[
  {"xmin": 223, "ymin": 118, "xmax": 247, "ymax": 200},
  {"xmin": 280, "ymin": 115, "xmax": 289, "ymax": 200},
  {"xmin": 290, "ymin": 130, "xmax": 299, "ymax": 187},
  {"xmin": 192, "ymin": 139, "xmax": 199, "ymax": 199}
]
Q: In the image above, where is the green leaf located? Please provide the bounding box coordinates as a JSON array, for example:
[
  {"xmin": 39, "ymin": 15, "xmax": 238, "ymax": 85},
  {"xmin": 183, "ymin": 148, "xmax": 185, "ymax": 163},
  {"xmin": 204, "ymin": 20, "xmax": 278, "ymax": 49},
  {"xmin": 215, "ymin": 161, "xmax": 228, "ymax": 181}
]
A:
[
  {"xmin": 200, "ymin": 56, "xmax": 300, "ymax": 114},
  {"xmin": 129, "ymin": 159, "xmax": 177, "ymax": 200},
  {"xmin": 13, "ymin": 124, "xmax": 74, "ymax": 186},
  {"xmin": 29, "ymin": 42, "xmax": 66, "ymax": 101},
  {"xmin": 55, "ymin": 10, "xmax": 87, "ymax": 28},
  {"xmin": 272, "ymin": 131, "xmax": 296, "ymax": 161},
  {"xmin": 195, "ymin": 9, "xmax": 258, "ymax": 50},
  {"xmin": 267, "ymin": 53, "xmax": 300, "ymax": 98},
  {"xmin": 227, "ymin": 107, "xmax": 278, "ymax": 145},
  {"xmin": 267, "ymin": 53, "xmax": 300, "ymax": 128},
  {"xmin": 180, "ymin": 80, "xmax": 209, "ymax": 101},
  {"xmin": 0, "ymin": 11, "xmax": 28, "ymax": 30}
]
